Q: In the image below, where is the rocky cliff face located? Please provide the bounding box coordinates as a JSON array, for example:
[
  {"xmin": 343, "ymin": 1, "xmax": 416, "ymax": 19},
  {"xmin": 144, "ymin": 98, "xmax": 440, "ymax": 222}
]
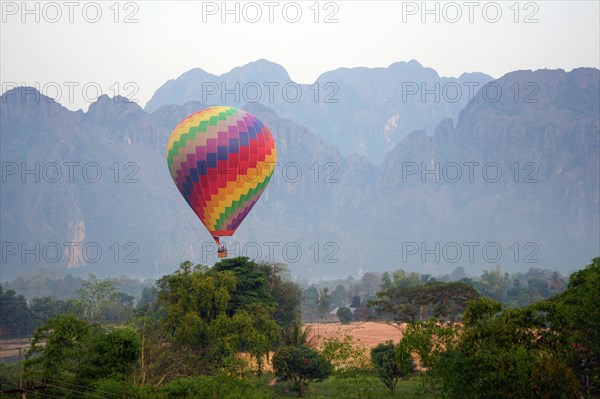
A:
[
  {"xmin": 1, "ymin": 67, "xmax": 597, "ymax": 280},
  {"xmin": 372, "ymin": 68, "xmax": 599, "ymax": 271},
  {"xmin": 144, "ymin": 59, "xmax": 493, "ymax": 161}
]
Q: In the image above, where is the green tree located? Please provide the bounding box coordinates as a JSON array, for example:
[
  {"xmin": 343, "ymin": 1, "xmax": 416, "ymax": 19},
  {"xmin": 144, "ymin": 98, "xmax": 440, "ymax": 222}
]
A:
[
  {"xmin": 282, "ymin": 322, "xmax": 314, "ymax": 347},
  {"xmin": 271, "ymin": 280, "xmax": 303, "ymax": 328},
  {"xmin": 74, "ymin": 275, "xmax": 118, "ymax": 323},
  {"xmin": 273, "ymin": 345, "xmax": 333, "ymax": 397},
  {"xmin": 321, "ymin": 335, "xmax": 371, "ymax": 371},
  {"xmin": 527, "ymin": 278, "xmax": 549, "ymax": 299},
  {"xmin": 442, "ymin": 317, "xmax": 577, "ymax": 398},
  {"xmin": 302, "ymin": 287, "xmax": 320, "ymax": 322},
  {"xmin": 369, "ymin": 282, "xmax": 480, "ymax": 322},
  {"xmin": 350, "ymin": 295, "xmax": 361, "ymax": 308},
  {"xmin": 256, "ymin": 262, "xmax": 303, "ymax": 329},
  {"xmin": 370, "ymin": 341, "xmax": 414, "ymax": 392},
  {"xmin": 157, "ymin": 261, "xmax": 235, "ymax": 345},
  {"xmin": 102, "ymin": 292, "xmax": 135, "ymax": 323},
  {"xmin": 138, "ymin": 286, "xmax": 158, "ymax": 310},
  {"xmin": 25, "ymin": 314, "xmax": 91, "ymax": 381},
  {"xmin": 544, "ymin": 257, "xmax": 600, "ymax": 395},
  {"xmin": 77, "ymin": 327, "xmax": 140, "ymax": 385},
  {"xmin": 547, "ymin": 271, "xmax": 565, "ymax": 292},
  {"xmin": 430, "ymin": 298, "xmax": 579, "ymax": 399},
  {"xmin": 157, "ymin": 260, "xmax": 283, "ymax": 374},
  {"xmin": 380, "ymin": 272, "xmax": 393, "ymax": 291},
  {"xmin": 29, "ymin": 296, "xmax": 72, "ymax": 326},
  {"xmin": 214, "ymin": 257, "xmax": 274, "ymax": 312},
  {"xmin": 26, "ymin": 315, "xmax": 140, "ymax": 392},
  {"xmin": 462, "ymin": 296, "xmax": 502, "ymax": 327},
  {"xmin": 360, "ymin": 272, "xmax": 382, "ymax": 300},
  {"xmin": 0, "ymin": 285, "xmax": 33, "ymax": 335},
  {"xmin": 318, "ymin": 287, "xmax": 332, "ymax": 320},
  {"xmin": 337, "ymin": 307, "xmax": 353, "ymax": 324},
  {"xmin": 398, "ymin": 320, "xmax": 458, "ymax": 371},
  {"xmin": 392, "ymin": 269, "xmax": 420, "ymax": 288},
  {"xmin": 478, "ymin": 266, "xmax": 511, "ymax": 301},
  {"xmin": 331, "ymin": 284, "xmax": 348, "ymax": 308},
  {"xmin": 448, "ymin": 266, "xmax": 466, "ymax": 281},
  {"xmin": 208, "ymin": 303, "xmax": 280, "ymax": 375}
]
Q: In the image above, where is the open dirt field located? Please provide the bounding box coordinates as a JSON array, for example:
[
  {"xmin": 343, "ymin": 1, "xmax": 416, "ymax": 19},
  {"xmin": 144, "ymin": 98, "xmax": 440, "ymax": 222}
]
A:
[
  {"xmin": 304, "ymin": 322, "xmax": 405, "ymax": 348},
  {"xmin": 0, "ymin": 338, "xmax": 33, "ymax": 362},
  {"xmin": 240, "ymin": 322, "xmax": 406, "ymax": 372}
]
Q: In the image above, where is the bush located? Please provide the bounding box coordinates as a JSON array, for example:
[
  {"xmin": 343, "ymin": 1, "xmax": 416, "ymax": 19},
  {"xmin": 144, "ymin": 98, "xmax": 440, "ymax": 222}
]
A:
[
  {"xmin": 78, "ymin": 327, "xmax": 140, "ymax": 384},
  {"xmin": 93, "ymin": 376, "xmax": 274, "ymax": 399},
  {"xmin": 337, "ymin": 307, "xmax": 353, "ymax": 324},
  {"xmin": 272, "ymin": 345, "xmax": 333, "ymax": 397},
  {"xmin": 430, "ymin": 299, "xmax": 581, "ymax": 399},
  {"xmin": 160, "ymin": 375, "xmax": 274, "ymax": 399},
  {"xmin": 371, "ymin": 341, "xmax": 414, "ymax": 392},
  {"xmin": 93, "ymin": 379, "xmax": 151, "ymax": 398},
  {"xmin": 320, "ymin": 335, "xmax": 371, "ymax": 371},
  {"xmin": 330, "ymin": 371, "xmax": 381, "ymax": 399}
]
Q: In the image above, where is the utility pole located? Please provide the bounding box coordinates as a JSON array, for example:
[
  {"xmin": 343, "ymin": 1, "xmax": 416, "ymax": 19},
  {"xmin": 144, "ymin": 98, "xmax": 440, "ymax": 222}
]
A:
[
  {"xmin": 18, "ymin": 347, "xmax": 22, "ymax": 389},
  {"xmin": 18, "ymin": 347, "xmax": 25, "ymax": 399}
]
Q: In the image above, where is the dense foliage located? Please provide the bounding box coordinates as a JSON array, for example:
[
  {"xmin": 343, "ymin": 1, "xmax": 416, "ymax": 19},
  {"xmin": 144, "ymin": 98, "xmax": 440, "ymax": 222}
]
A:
[
  {"xmin": 368, "ymin": 281, "xmax": 480, "ymax": 321},
  {"xmin": 299, "ymin": 265, "xmax": 569, "ymax": 323},
  {"xmin": 336, "ymin": 307, "xmax": 353, "ymax": 324},
  {"xmin": 25, "ymin": 314, "xmax": 140, "ymax": 392},
  {"xmin": 12, "ymin": 258, "xmax": 303, "ymax": 395},
  {"xmin": 1, "ymin": 257, "xmax": 596, "ymax": 398},
  {"xmin": 272, "ymin": 345, "xmax": 333, "ymax": 397},
  {"xmin": 398, "ymin": 258, "xmax": 600, "ymax": 398},
  {"xmin": 370, "ymin": 341, "xmax": 415, "ymax": 392}
]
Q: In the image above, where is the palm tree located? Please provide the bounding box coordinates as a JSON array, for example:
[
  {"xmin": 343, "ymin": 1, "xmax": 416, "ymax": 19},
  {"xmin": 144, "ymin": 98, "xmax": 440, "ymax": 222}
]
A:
[{"xmin": 282, "ymin": 322, "xmax": 315, "ymax": 347}]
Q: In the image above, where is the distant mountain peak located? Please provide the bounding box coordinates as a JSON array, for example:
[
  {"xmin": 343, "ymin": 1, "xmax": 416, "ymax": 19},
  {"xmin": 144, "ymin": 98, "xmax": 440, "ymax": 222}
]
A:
[
  {"xmin": 0, "ymin": 86, "xmax": 69, "ymax": 121},
  {"xmin": 228, "ymin": 58, "xmax": 290, "ymax": 77},
  {"xmin": 1, "ymin": 86, "xmax": 57, "ymax": 104},
  {"xmin": 144, "ymin": 59, "xmax": 292, "ymax": 113},
  {"xmin": 86, "ymin": 94, "xmax": 142, "ymax": 119}
]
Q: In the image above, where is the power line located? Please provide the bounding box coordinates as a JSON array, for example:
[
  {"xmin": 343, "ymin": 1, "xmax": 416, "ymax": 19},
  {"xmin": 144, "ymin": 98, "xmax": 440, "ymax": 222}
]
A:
[
  {"xmin": 43, "ymin": 378, "xmax": 126, "ymax": 398},
  {"xmin": 1, "ymin": 382, "xmax": 62, "ymax": 399},
  {"xmin": 21, "ymin": 387, "xmax": 66, "ymax": 399},
  {"xmin": 43, "ymin": 382, "xmax": 113, "ymax": 399}
]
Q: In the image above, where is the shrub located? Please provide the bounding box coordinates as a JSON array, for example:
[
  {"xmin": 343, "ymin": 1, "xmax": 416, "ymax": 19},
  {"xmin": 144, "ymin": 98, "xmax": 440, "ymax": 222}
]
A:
[
  {"xmin": 337, "ymin": 307, "xmax": 354, "ymax": 324},
  {"xmin": 160, "ymin": 375, "xmax": 274, "ymax": 399},
  {"xmin": 272, "ymin": 345, "xmax": 333, "ymax": 397},
  {"xmin": 320, "ymin": 335, "xmax": 371, "ymax": 371},
  {"xmin": 371, "ymin": 340, "xmax": 414, "ymax": 392}
]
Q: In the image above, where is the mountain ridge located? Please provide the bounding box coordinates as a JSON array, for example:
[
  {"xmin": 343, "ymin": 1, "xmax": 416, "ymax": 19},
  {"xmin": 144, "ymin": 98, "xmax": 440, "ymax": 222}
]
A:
[
  {"xmin": 1, "ymin": 66, "xmax": 598, "ymax": 280},
  {"xmin": 143, "ymin": 59, "xmax": 494, "ymax": 162}
]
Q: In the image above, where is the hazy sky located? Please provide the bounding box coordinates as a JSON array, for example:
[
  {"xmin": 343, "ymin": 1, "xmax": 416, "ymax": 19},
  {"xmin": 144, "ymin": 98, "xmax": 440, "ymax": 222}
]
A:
[{"xmin": 1, "ymin": 1, "xmax": 599, "ymax": 110}]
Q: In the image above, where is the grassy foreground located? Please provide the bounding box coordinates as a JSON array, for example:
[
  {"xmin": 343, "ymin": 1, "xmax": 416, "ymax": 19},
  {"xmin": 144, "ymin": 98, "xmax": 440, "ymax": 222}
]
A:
[
  {"xmin": 268, "ymin": 372, "xmax": 432, "ymax": 398},
  {"xmin": 1, "ymin": 363, "xmax": 433, "ymax": 399}
]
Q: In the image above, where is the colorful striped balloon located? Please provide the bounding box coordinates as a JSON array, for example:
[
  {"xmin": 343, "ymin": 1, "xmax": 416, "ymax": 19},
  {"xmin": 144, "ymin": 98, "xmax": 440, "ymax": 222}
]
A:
[{"xmin": 166, "ymin": 106, "xmax": 276, "ymax": 244}]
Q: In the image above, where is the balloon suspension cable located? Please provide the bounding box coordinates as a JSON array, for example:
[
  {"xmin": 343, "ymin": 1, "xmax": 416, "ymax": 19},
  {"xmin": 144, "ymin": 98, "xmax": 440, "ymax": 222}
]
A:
[{"xmin": 216, "ymin": 236, "xmax": 228, "ymax": 258}]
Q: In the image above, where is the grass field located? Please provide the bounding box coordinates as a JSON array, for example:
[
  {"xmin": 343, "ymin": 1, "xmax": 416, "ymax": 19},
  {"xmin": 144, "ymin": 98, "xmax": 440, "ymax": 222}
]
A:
[{"xmin": 267, "ymin": 373, "xmax": 434, "ymax": 399}]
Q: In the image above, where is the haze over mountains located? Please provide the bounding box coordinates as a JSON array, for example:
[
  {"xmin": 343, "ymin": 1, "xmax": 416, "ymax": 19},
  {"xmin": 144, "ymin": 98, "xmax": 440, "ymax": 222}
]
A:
[
  {"xmin": 1, "ymin": 61, "xmax": 598, "ymax": 281},
  {"xmin": 146, "ymin": 59, "xmax": 492, "ymax": 162}
]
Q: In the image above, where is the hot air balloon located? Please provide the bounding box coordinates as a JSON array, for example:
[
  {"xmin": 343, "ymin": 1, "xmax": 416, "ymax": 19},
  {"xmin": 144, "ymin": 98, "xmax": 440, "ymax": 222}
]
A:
[{"xmin": 166, "ymin": 106, "xmax": 276, "ymax": 258}]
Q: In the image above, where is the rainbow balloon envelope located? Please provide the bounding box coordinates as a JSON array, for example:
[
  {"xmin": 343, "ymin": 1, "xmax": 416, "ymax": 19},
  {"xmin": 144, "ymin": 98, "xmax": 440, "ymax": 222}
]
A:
[{"xmin": 166, "ymin": 106, "xmax": 276, "ymax": 245}]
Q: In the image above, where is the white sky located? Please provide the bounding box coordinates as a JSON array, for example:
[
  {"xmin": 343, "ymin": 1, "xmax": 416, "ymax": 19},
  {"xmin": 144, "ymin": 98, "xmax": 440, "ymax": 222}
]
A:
[{"xmin": 1, "ymin": 0, "xmax": 599, "ymax": 111}]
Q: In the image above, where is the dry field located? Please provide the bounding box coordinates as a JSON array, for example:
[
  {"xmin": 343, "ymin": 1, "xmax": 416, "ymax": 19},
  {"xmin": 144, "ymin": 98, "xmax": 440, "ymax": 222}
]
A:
[
  {"xmin": 0, "ymin": 338, "xmax": 33, "ymax": 362},
  {"xmin": 304, "ymin": 322, "xmax": 405, "ymax": 348},
  {"xmin": 239, "ymin": 322, "xmax": 406, "ymax": 373}
]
